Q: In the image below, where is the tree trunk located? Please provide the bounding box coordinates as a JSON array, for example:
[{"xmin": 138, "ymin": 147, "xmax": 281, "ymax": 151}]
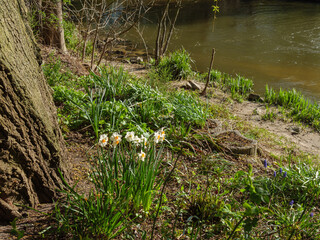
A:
[
  {"xmin": 0, "ymin": 0, "xmax": 69, "ymax": 222},
  {"xmin": 42, "ymin": 0, "xmax": 67, "ymax": 53},
  {"xmin": 56, "ymin": 0, "xmax": 67, "ymax": 53}
]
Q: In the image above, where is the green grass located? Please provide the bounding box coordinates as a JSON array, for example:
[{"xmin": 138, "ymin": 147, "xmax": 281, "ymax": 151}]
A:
[
  {"xmin": 42, "ymin": 55, "xmax": 76, "ymax": 87},
  {"xmin": 232, "ymin": 162, "xmax": 320, "ymax": 238},
  {"xmin": 203, "ymin": 69, "xmax": 254, "ymax": 101},
  {"xmin": 170, "ymin": 90, "xmax": 209, "ymax": 128},
  {"xmin": 153, "ymin": 49, "xmax": 193, "ymax": 81},
  {"xmin": 265, "ymin": 85, "xmax": 320, "ymax": 131},
  {"xmin": 44, "ymin": 61, "xmax": 209, "ymax": 140},
  {"xmin": 262, "ymin": 105, "xmax": 276, "ymax": 121}
]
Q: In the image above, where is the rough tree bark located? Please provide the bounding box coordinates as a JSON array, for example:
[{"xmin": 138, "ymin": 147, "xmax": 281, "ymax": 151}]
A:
[{"xmin": 0, "ymin": 0, "xmax": 69, "ymax": 222}]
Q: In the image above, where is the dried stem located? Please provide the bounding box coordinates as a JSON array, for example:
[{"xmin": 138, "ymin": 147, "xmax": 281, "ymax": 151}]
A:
[{"xmin": 201, "ymin": 48, "xmax": 215, "ymax": 96}]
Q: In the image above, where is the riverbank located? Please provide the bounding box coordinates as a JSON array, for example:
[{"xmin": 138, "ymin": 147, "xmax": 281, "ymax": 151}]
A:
[
  {"xmin": 124, "ymin": 0, "xmax": 320, "ymax": 100},
  {"xmin": 3, "ymin": 46, "xmax": 320, "ymax": 239}
]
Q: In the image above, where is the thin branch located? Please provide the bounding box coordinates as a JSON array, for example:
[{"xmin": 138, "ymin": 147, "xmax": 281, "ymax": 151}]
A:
[
  {"xmin": 201, "ymin": 48, "xmax": 215, "ymax": 96},
  {"xmin": 163, "ymin": 0, "xmax": 181, "ymax": 54}
]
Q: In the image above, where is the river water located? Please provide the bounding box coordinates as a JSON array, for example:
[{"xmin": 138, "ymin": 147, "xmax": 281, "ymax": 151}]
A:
[{"xmin": 126, "ymin": 0, "xmax": 320, "ymax": 100}]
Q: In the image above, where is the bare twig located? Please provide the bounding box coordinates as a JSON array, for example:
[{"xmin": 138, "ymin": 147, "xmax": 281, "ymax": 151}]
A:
[
  {"xmin": 94, "ymin": 0, "xmax": 153, "ymax": 70},
  {"xmin": 201, "ymin": 48, "xmax": 215, "ymax": 96},
  {"xmin": 163, "ymin": 1, "xmax": 181, "ymax": 54},
  {"xmin": 155, "ymin": 0, "xmax": 182, "ymax": 65},
  {"xmin": 63, "ymin": 0, "xmax": 154, "ymax": 68},
  {"xmin": 134, "ymin": 25, "xmax": 149, "ymax": 60}
]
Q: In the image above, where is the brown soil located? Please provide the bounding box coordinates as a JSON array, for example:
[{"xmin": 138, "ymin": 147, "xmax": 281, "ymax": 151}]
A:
[
  {"xmin": 2, "ymin": 46, "xmax": 320, "ymax": 239},
  {"xmin": 206, "ymin": 119, "xmax": 219, "ymax": 129},
  {"xmin": 229, "ymin": 100, "xmax": 320, "ymax": 156},
  {"xmin": 216, "ymin": 131, "xmax": 252, "ymax": 147},
  {"xmin": 41, "ymin": 45, "xmax": 89, "ymax": 76}
]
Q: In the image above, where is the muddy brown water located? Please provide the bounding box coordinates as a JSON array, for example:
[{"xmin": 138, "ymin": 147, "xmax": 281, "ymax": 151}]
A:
[{"xmin": 124, "ymin": 0, "xmax": 320, "ymax": 101}]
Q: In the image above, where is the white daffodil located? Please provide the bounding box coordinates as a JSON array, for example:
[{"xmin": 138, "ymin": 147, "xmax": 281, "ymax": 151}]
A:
[
  {"xmin": 154, "ymin": 131, "xmax": 161, "ymax": 144},
  {"xmin": 154, "ymin": 128, "xmax": 165, "ymax": 143},
  {"xmin": 160, "ymin": 127, "xmax": 165, "ymax": 136},
  {"xmin": 140, "ymin": 135, "xmax": 147, "ymax": 146},
  {"xmin": 110, "ymin": 132, "xmax": 122, "ymax": 147},
  {"xmin": 159, "ymin": 128, "xmax": 165, "ymax": 142},
  {"xmin": 138, "ymin": 150, "xmax": 146, "ymax": 161},
  {"xmin": 112, "ymin": 140, "xmax": 119, "ymax": 147},
  {"xmin": 125, "ymin": 131, "xmax": 135, "ymax": 142},
  {"xmin": 132, "ymin": 135, "xmax": 141, "ymax": 145},
  {"xmin": 110, "ymin": 132, "xmax": 122, "ymax": 142},
  {"xmin": 98, "ymin": 134, "xmax": 108, "ymax": 147}
]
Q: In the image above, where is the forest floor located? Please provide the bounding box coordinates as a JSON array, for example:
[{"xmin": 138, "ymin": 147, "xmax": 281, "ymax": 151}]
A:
[{"xmin": 1, "ymin": 46, "xmax": 320, "ymax": 240}]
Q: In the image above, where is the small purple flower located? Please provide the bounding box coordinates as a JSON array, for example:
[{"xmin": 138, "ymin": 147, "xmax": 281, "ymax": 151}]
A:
[
  {"xmin": 273, "ymin": 171, "xmax": 277, "ymax": 177},
  {"xmin": 310, "ymin": 212, "xmax": 314, "ymax": 217},
  {"xmin": 283, "ymin": 171, "xmax": 287, "ymax": 178},
  {"xmin": 263, "ymin": 159, "xmax": 268, "ymax": 168},
  {"xmin": 289, "ymin": 200, "xmax": 294, "ymax": 206},
  {"xmin": 280, "ymin": 168, "xmax": 283, "ymax": 174}
]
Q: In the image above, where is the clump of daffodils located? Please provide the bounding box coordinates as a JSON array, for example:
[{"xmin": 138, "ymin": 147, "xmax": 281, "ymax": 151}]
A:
[
  {"xmin": 154, "ymin": 128, "xmax": 165, "ymax": 144},
  {"xmin": 98, "ymin": 128, "xmax": 165, "ymax": 165},
  {"xmin": 98, "ymin": 134, "xmax": 108, "ymax": 147},
  {"xmin": 110, "ymin": 132, "xmax": 122, "ymax": 147},
  {"xmin": 99, "ymin": 128, "xmax": 165, "ymax": 148}
]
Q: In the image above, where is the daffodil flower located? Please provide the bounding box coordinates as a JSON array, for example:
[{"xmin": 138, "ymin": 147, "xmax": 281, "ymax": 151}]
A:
[
  {"xmin": 140, "ymin": 135, "xmax": 147, "ymax": 146},
  {"xmin": 138, "ymin": 150, "xmax": 146, "ymax": 161},
  {"xmin": 154, "ymin": 128, "xmax": 165, "ymax": 143},
  {"xmin": 159, "ymin": 128, "xmax": 165, "ymax": 141},
  {"xmin": 111, "ymin": 132, "xmax": 121, "ymax": 142},
  {"xmin": 125, "ymin": 131, "xmax": 135, "ymax": 142},
  {"xmin": 161, "ymin": 134, "xmax": 165, "ymax": 142},
  {"xmin": 98, "ymin": 134, "xmax": 108, "ymax": 147},
  {"xmin": 160, "ymin": 128, "xmax": 165, "ymax": 136},
  {"xmin": 154, "ymin": 132, "xmax": 161, "ymax": 143},
  {"xmin": 132, "ymin": 135, "xmax": 141, "ymax": 145},
  {"xmin": 111, "ymin": 132, "xmax": 122, "ymax": 147}
]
